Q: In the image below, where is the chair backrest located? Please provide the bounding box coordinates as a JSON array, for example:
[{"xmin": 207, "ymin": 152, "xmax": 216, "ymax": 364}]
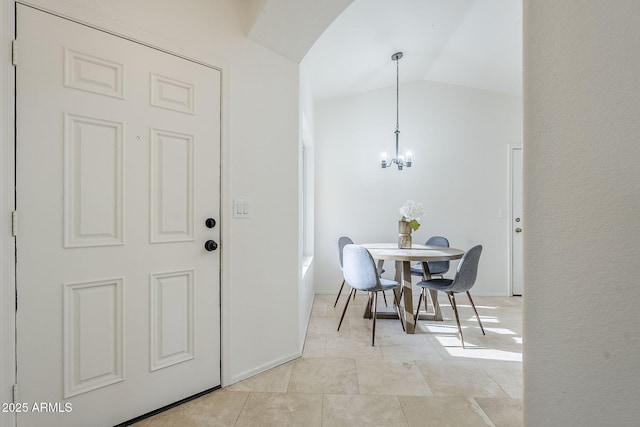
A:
[
  {"xmin": 342, "ymin": 244, "xmax": 380, "ymax": 291},
  {"xmin": 337, "ymin": 236, "xmax": 354, "ymax": 270},
  {"xmin": 425, "ymin": 236, "xmax": 450, "ymax": 275},
  {"xmin": 425, "ymin": 236, "xmax": 449, "ymax": 247},
  {"xmin": 450, "ymin": 245, "xmax": 483, "ymax": 293}
]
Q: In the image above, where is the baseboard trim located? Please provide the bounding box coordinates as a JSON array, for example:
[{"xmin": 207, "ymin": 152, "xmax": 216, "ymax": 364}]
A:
[{"xmin": 228, "ymin": 351, "xmax": 301, "ymax": 385}]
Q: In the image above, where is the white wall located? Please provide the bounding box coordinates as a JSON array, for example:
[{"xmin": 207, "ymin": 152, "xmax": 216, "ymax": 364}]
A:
[
  {"xmin": 1, "ymin": 0, "xmax": 302, "ymax": 395},
  {"xmin": 298, "ymin": 58, "xmax": 316, "ymax": 346},
  {"xmin": 524, "ymin": 0, "xmax": 640, "ymax": 425},
  {"xmin": 314, "ymin": 80, "xmax": 522, "ymax": 295}
]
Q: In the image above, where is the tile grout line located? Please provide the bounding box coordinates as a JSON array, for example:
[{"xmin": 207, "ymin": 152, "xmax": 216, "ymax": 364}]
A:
[
  {"xmin": 232, "ymin": 391, "xmax": 251, "ymax": 426},
  {"xmin": 468, "ymin": 397, "xmax": 497, "ymax": 427}
]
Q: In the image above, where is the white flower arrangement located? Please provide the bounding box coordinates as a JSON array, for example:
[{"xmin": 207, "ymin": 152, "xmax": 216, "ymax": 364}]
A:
[{"xmin": 399, "ymin": 200, "xmax": 424, "ymax": 231}]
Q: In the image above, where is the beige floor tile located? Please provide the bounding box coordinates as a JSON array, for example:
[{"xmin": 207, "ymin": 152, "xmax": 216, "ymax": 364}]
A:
[
  {"xmin": 333, "ymin": 299, "xmax": 378, "ymax": 320},
  {"xmin": 434, "ymin": 338, "xmax": 523, "ymax": 363},
  {"xmin": 322, "ymin": 394, "xmax": 408, "ymax": 427},
  {"xmin": 325, "ymin": 334, "xmax": 383, "ymax": 360},
  {"xmin": 307, "ymin": 316, "xmax": 349, "ymax": 336},
  {"xmin": 475, "ymin": 398, "xmax": 523, "ymax": 427},
  {"xmin": 399, "ymin": 396, "xmax": 494, "ymax": 427},
  {"xmin": 379, "ymin": 339, "xmax": 444, "ymax": 362},
  {"xmin": 226, "ymin": 363, "xmax": 293, "ymax": 393},
  {"xmin": 346, "ymin": 315, "xmax": 405, "ymax": 341},
  {"xmin": 235, "ymin": 392, "xmax": 322, "ymax": 427},
  {"xmin": 131, "ymin": 296, "xmax": 522, "ymax": 426},
  {"xmin": 356, "ymin": 359, "xmax": 433, "ymax": 396},
  {"xmin": 313, "ymin": 294, "xmax": 337, "ymax": 303},
  {"xmin": 288, "ymin": 358, "xmax": 359, "ymax": 394},
  {"xmin": 414, "ymin": 321, "xmax": 460, "ymax": 339},
  {"xmin": 424, "ymin": 321, "xmax": 522, "ymax": 363},
  {"xmin": 302, "ymin": 333, "xmax": 327, "ymax": 358},
  {"xmin": 415, "ymin": 359, "xmax": 509, "ymax": 398},
  {"xmin": 476, "ymin": 361, "xmax": 522, "ymax": 399},
  {"xmin": 311, "ymin": 300, "xmax": 329, "ymax": 317},
  {"xmin": 138, "ymin": 390, "xmax": 249, "ymax": 427}
]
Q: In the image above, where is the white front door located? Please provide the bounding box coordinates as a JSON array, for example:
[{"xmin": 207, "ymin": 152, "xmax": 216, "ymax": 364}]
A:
[
  {"xmin": 510, "ymin": 146, "xmax": 524, "ymax": 296},
  {"xmin": 16, "ymin": 5, "xmax": 221, "ymax": 426}
]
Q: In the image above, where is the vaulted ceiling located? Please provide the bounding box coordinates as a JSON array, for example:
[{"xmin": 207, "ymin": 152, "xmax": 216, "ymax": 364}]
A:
[{"xmin": 247, "ymin": 0, "xmax": 522, "ymax": 102}]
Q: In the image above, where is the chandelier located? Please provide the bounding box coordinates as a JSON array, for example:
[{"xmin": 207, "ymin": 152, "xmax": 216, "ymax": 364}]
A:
[{"xmin": 379, "ymin": 52, "xmax": 414, "ymax": 170}]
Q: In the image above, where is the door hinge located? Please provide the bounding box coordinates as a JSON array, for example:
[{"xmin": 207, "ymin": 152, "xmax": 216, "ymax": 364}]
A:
[
  {"xmin": 11, "ymin": 40, "xmax": 17, "ymax": 66},
  {"xmin": 12, "ymin": 384, "xmax": 19, "ymax": 402},
  {"xmin": 11, "ymin": 211, "xmax": 17, "ymax": 236}
]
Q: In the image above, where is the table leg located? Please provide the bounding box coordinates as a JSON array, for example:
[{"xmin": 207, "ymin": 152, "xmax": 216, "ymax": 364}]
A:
[
  {"xmin": 401, "ymin": 260, "xmax": 415, "ymax": 333},
  {"xmin": 394, "ymin": 260, "xmax": 402, "ymax": 282},
  {"xmin": 414, "ymin": 261, "xmax": 444, "ymax": 322},
  {"xmin": 429, "ymin": 289, "xmax": 442, "ymax": 320},
  {"xmin": 363, "ymin": 291, "xmax": 373, "ymax": 318}
]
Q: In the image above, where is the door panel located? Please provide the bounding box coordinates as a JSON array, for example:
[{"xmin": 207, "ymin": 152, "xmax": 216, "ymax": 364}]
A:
[{"xmin": 16, "ymin": 6, "xmax": 221, "ymax": 426}]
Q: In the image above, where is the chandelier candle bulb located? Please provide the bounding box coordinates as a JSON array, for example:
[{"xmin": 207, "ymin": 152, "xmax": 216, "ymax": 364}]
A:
[
  {"xmin": 404, "ymin": 148, "xmax": 414, "ymax": 166},
  {"xmin": 379, "ymin": 151, "xmax": 389, "ymax": 168}
]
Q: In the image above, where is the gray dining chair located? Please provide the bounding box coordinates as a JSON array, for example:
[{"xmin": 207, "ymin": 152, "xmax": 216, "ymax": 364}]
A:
[
  {"xmin": 335, "ymin": 236, "xmax": 387, "ymax": 308},
  {"xmin": 411, "ymin": 236, "xmax": 450, "ymax": 278},
  {"xmin": 414, "ymin": 245, "xmax": 485, "ymax": 348},
  {"xmin": 334, "ymin": 236, "xmax": 354, "ymax": 307},
  {"xmin": 338, "ymin": 244, "xmax": 404, "ymax": 346}
]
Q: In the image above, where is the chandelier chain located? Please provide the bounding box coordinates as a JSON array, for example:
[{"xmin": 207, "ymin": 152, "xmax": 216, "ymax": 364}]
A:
[{"xmin": 396, "ymin": 56, "xmax": 400, "ymax": 133}]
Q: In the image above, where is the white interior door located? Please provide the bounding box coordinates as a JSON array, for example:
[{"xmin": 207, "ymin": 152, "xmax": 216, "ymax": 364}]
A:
[
  {"xmin": 16, "ymin": 5, "xmax": 221, "ymax": 426},
  {"xmin": 510, "ymin": 146, "xmax": 524, "ymax": 296}
]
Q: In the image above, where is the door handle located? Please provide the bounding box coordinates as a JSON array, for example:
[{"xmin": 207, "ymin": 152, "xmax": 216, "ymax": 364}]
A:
[
  {"xmin": 515, "ymin": 228, "xmax": 522, "ymax": 233},
  {"xmin": 204, "ymin": 240, "xmax": 218, "ymax": 251}
]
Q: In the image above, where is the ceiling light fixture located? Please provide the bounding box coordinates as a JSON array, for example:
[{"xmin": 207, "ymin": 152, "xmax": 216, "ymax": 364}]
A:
[{"xmin": 379, "ymin": 51, "xmax": 413, "ymax": 170}]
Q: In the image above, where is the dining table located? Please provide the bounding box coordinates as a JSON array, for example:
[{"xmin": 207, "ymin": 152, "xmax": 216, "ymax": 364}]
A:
[{"xmin": 360, "ymin": 243, "xmax": 465, "ymax": 334}]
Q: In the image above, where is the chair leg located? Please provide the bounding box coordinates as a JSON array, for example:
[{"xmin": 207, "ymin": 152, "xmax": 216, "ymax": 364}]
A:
[
  {"xmin": 466, "ymin": 291, "xmax": 485, "ymax": 335},
  {"xmin": 448, "ymin": 292, "xmax": 465, "ymax": 348},
  {"xmin": 414, "ymin": 289, "xmax": 424, "ymax": 323},
  {"xmin": 382, "ymin": 291, "xmax": 388, "ymax": 307},
  {"xmin": 371, "ymin": 291, "xmax": 378, "ymax": 346},
  {"xmin": 333, "ymin": 279, "xmax": 345, "ymax": 307},
  {"xmin": 337, "ymin": 288, "xmax": 354, "ymax": 331}
]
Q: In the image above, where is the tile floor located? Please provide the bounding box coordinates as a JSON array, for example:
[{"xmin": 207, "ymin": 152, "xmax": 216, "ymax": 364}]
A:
[{"xmin": 132, "ymin": 292, "xmax": 523, "ymax": 426}]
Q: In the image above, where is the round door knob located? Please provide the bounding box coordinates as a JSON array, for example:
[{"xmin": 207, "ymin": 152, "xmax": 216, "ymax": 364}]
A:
[
  {"xmin": 205, "ymin": 218, "xmax": 216, "ymax": 228},
  {"xmin": 204, "ymin": 240, "xmax": 218, "ymax": 251},
  {"xmin": 515, "ymin": 228, "xmax": 522, "ymax": 233}
]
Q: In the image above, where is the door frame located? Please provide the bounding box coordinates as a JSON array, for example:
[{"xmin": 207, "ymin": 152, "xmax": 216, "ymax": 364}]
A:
[
  {"xmin": 1, "ymin": 4, "xmax": 233, "ymax": 420},
  {"xmin": 508, "ymin": 144, "xmax": 523, "ymax": 296},
  {"xmin": 1, "ymin": 2, "xmax": 17, "ymax": 426}
]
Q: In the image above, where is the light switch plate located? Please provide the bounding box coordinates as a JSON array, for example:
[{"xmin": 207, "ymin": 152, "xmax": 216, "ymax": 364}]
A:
[{"xmin": 233, "ymin": 199, "xmax": 250, "ymax": 218}]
